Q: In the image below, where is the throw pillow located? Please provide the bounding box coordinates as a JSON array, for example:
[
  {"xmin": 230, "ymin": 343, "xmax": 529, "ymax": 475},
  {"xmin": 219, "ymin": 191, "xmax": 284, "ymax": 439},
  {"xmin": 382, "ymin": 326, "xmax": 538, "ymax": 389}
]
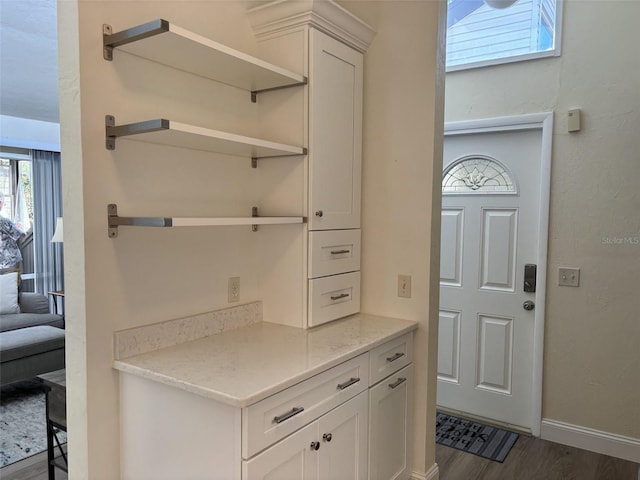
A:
[{"xmin": 0, "ymin": 272, "xmax": 20, "ymax": 314}]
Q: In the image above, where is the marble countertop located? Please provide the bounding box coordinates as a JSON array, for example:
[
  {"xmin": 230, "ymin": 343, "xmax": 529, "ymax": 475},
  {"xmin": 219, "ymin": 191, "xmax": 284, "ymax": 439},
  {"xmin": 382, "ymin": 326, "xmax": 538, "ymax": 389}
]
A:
[{"xmin": 113, "ymin": 313, "xmax": 417, "ymax": 408}]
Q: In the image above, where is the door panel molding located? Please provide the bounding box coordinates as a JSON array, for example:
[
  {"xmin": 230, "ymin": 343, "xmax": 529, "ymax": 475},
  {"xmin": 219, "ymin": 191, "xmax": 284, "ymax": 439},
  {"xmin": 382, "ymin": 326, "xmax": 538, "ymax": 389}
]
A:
[
  {"xmin": 479, "ymin": 208, "xmax": 518, "ymax": 292},
  {"xmin": 443, "ymin": 112, "xmax": 553, "ymax": 437},
  {"xmin": 437, "ymin": 310, "xmax": 462, "ymax": 384},
  {"xmin": 476, "ymin": 314, "xmax": 514, "ymax": 394},
  {"xmin": 440, "ymin": 208, "xmax": 464, "ymax": 287}
]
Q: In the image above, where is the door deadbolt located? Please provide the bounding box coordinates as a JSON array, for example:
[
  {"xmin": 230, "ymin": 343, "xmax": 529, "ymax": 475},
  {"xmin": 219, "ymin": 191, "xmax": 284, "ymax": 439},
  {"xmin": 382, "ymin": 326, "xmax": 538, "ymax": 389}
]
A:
[
  {"xmin": 523, "ymin": 300, "xmax": 535, "ymax": 311},
  {"xmin": 524, "ymin": 264, "xmax": 537, "ymax": 292}
]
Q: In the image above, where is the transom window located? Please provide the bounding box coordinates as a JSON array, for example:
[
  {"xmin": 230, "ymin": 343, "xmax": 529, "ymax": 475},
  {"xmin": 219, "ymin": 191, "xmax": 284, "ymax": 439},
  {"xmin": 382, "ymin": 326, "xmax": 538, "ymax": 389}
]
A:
[
  {"xmin": 446, "ymin": 0, "xmax": 562, "ymax": 71},
  {"xmin": 442, "ymin": 155, "xmax": 517, "ymax": 194}
]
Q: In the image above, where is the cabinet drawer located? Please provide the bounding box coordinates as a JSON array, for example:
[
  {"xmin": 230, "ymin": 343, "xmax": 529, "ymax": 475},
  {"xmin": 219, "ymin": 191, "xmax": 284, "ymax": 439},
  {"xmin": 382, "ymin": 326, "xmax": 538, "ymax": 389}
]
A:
[
  {"xmin": 308, "ymin": 229, "xmax": 361, "ymax": 278},
  {"xmin": 242, "ymin": 353, "xmax": 369, "ymax": 459},
  {"xmin": 369, "ymin": 332, "xmax": 413, "ymax": 386},
  {"xmin": 308, "ymin": 272, "xmax": 360, "ymax": 327}
]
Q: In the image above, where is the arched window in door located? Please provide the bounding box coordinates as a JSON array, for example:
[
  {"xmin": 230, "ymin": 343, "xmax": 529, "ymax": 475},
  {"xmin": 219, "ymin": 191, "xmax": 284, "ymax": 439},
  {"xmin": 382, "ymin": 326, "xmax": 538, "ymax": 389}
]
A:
[{"xmin": 442, "ymin": 155, "xmax": 517, "ymax": 194}]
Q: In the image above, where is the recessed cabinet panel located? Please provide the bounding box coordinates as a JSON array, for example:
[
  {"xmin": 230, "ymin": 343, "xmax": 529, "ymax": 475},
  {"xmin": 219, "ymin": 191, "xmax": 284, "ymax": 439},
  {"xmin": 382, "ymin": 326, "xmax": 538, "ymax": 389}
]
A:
[
  {"xmin": 308, "ymin": 229, "xmax": 361, "ymax": 278},
  {"xmin": 242, "ymin": 422, "xmax": 319, "ymax": 480},
  {"xmin": 369, "ymin": 364, "xmax": 414, "ymax": 480},
  {"xmin": 308, "ymin": 272, "xmax": 361, "ymax": 327},
  {"xmin": 318, "ymin": 391, "xmax": 369, "ymax": 480},
  {"xmin": 308, "ymin": 29, "xmax": 363, "ymax": 230}
]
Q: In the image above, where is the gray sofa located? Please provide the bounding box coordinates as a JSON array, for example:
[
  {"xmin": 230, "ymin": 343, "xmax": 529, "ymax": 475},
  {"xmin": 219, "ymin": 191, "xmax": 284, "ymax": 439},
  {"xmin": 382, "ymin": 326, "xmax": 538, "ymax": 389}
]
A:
[{"xmin": 0, "ymin": 292, "xmax": 65, "ymax": 386}]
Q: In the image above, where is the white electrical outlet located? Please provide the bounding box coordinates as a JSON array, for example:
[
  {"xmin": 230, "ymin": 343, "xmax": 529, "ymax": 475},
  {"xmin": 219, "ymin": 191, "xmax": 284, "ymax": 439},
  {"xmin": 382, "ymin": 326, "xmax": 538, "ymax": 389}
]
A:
[
  {"xmin": 558, "ymin": 268, "xmax": 580, "ymax": 287},
  {"xmin": 398, "ymin": 274, "xmax": 412, "ymax": 298},
  {"xmin": 228, "ymin": 277, "xmax": 240, "ymax": 302}
]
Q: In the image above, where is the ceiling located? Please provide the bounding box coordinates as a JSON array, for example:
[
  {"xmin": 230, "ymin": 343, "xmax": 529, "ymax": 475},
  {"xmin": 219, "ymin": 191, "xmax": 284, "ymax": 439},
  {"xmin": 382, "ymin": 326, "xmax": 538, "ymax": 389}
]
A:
[{"xmin": 0, "ymin": 0, "xmax": 59, "ymax": 123}]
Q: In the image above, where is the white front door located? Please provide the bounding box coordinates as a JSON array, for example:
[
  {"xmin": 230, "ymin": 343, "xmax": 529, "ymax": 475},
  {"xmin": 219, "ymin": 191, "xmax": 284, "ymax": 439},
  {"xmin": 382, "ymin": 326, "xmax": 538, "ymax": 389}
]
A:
[{"xmin": 437, "ymin": 116, "xmax": 551, "ymax": 432}]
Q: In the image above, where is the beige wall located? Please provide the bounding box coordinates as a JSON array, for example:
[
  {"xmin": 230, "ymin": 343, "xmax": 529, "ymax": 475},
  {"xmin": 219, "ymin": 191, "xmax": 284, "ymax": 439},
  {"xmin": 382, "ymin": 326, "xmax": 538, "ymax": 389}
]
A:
[
  {"xmin": 342, "ymin": 0, "xmax": 445, "ymax": 474},
  {"xmin": 445, "ymin": 1, "xmax": 640, "ymax": 438},
  {"xmin": 59, "ymin": 1, "xmax": 306, "ymax": 477},
  {"xmin": 59, "ymin": 0, "xmax": 444, "ymax": 477}
]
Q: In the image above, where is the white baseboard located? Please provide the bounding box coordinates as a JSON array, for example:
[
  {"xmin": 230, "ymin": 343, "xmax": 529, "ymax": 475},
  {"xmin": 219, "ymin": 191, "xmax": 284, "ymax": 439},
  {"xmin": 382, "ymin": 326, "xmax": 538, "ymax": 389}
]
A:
[
  {"xmin": 541, "ymin": 418, "xmax": 640, "ymax": 463},
  {"xmin": 411, "ymin": 463, "xmax": 439, "ymax": 480}
]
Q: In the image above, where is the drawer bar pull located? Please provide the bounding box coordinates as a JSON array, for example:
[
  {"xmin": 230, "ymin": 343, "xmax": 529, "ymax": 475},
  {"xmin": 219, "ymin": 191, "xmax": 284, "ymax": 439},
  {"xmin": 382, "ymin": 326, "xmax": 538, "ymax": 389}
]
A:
[
  {"xmin": 330, "ymin": 249, "xmax": 351, "ymax": 255},
  {"xmin": 274, "ymin": 406, "xmax": 304, "ymax": 424},
  {"xmin": 337, "ymin": 377, "xmax": 360, "ymax": 390},
  {"xmin": 389, "ymin": 377, "xmax": 407, "ymax": 389},
  {"xmin": 330, "ymin": 293, "xmax": 350, "ymax": 301},
  {"xmin": 386, "ymin": 352, "xmax": 405, "ymax": 363}
]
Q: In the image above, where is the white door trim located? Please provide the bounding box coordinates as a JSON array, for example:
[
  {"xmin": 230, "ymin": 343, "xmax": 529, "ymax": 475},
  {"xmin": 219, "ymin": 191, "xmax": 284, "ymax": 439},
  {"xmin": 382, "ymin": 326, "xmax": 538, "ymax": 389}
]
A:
[{"xmin": 444, "ymin": 112, "xmax": 553, "ymax": 437}]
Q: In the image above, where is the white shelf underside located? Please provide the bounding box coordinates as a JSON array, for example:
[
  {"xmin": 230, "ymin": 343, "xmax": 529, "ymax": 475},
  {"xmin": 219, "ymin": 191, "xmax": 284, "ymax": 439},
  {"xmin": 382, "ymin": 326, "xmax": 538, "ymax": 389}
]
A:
[
  {"xmin": 115, "ymin": 22, "xmax": 305, "ymax": 92},
  {"xmin": 120, "ymin": 121, "xmax": 305, "ymax": 158}
]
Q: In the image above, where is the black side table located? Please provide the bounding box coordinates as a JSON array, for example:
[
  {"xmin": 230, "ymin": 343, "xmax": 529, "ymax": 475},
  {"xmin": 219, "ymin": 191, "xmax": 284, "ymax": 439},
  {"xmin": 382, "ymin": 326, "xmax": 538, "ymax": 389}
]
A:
[{"xmin": 38, "ymin": 369, "xmax": 67, "ymax": 480}]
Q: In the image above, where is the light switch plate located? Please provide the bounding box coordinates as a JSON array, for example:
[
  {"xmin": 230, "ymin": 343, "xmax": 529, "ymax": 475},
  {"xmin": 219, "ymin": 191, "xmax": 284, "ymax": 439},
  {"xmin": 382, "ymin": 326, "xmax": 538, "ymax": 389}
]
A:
[
  {"xmin": 398, "ymin": 274, "xmax": 411, "ymax": 298},
  {"xmin": 228, "ymin": 277, "xmax": 240, "ymax": 302},
  {"xmin": 559, "ymin": 268, "xmax": 580, "ymax": 287}
]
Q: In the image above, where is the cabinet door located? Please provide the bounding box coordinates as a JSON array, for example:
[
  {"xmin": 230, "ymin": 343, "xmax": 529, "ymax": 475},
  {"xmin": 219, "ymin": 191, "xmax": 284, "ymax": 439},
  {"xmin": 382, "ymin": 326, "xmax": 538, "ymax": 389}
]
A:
[
  {"xmin": 318, "ymin": 391, "xmax": 369, "ymax": 480},
  {"xmin": 369, "ymin": 364, "xmax": 414, "ymax": 480},
  {"xmin": 242, "ymin": 422, "xmax": 319, "ymax": 480},
  {"xmin": 309, "ymin": 28, "xmax": 363, "ymax": 231}
]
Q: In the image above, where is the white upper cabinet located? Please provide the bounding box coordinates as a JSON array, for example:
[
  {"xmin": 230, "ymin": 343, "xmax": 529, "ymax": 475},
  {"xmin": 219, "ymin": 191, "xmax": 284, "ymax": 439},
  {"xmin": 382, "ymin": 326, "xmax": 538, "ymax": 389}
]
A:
[{"xmin": 308, "ymin": 29, "xmax": 363, "ymax": 231}]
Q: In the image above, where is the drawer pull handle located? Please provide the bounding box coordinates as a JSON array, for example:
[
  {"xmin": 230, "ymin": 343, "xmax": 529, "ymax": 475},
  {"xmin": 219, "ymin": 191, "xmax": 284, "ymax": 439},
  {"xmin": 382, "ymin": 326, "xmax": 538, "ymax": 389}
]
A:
[
  {"xmin": 386, "ymin": 352, "xmax": 405, "ymax": 363},
  {"xmin": 274, "ymin": 406, "xmax": 304, "ymax": 424},
  {"xmin": 330, "ymin": 249, "xmax": 350, "ymax": 255},
  {"xmin": 330, "ymin": 293, "xmax": 350, "ymax": 301},
  {"xmin": 323, "ymin": 433, "xmax": 333, "ymax": 442},
  {"xmin": 389, "ymin": 377, "xmax": 407, "ymax": 389},
  {"xmin": 315, "ymin": 210, "xmax": 324, "ymax": 217},
  {"xmin": 337, "ymin": 377, "xmax": 360, "ymax": 390},
  {"xmin": 310, "ymin": 441, "xmax": 321, "ymax": 451}
]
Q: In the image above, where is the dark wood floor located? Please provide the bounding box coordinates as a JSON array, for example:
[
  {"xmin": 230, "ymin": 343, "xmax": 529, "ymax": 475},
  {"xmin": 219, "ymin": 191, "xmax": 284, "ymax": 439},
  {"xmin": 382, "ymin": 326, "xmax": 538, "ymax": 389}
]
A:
[
  {"xmin": 2, "ymin": 436, "xmax": 637, "ymax": 479},
  {"xmin": 1, "ymin": 452, "xmax": 67, "ymax": 480},
  {"xmin": 437, "ymin": 434, "xmax": 639, "ymax": 480}
]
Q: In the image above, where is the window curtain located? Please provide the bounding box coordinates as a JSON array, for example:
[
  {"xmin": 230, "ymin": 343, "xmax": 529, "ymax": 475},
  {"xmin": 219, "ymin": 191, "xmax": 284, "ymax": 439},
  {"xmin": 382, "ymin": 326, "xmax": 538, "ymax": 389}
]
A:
[{"xmin": 31, "ymin": 150, "xmax": 63, "ymax": 297}]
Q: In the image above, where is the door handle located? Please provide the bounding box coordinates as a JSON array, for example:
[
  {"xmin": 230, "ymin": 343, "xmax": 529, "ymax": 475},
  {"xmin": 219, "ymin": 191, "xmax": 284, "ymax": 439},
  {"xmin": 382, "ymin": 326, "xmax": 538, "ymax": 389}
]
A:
[{"xmin": 523, "ymin": 300, "xmax": 535, "ymax": 311}]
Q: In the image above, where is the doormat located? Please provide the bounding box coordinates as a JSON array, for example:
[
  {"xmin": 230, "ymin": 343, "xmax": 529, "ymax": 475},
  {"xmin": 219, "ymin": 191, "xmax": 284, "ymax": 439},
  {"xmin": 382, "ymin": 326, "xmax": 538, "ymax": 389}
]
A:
[{"xmin": 436, "ymin": 411, "xmax": 518, "ymax": 463}]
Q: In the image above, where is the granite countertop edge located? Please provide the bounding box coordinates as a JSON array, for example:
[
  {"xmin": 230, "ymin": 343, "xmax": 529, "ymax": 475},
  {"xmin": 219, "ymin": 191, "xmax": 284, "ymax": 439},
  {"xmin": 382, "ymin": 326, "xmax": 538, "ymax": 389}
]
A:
[{"xmin": 113, "ymin": 314, "xmax": 418, "ymax": 408}]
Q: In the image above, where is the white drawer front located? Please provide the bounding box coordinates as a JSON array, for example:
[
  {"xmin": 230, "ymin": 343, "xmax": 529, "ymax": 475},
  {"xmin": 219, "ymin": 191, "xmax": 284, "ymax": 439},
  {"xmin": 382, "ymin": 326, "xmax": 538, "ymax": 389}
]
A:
[
  {"xmin": 308, "ymin": 272, "xmax": 361, "ymax": 327},
  {"xmin": 369, "ymin": 332, "xmax": 413, "ymax": 386},
  {"xmin": 242, "ymin": 353, "xmax": 369, "ymax": 459},
  {"xmin": 308, "ymin": 229, "xmax": 361, "ymax": 278}
]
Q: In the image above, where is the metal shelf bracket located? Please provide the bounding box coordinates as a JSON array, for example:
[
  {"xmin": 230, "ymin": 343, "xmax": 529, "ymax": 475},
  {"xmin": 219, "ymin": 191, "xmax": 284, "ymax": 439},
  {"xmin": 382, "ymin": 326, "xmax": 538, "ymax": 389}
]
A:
[
  {"xmin": 252, "ymin": 206, "xmax": 259, "ymax": 232},
  {"xmin": 250, "ymin": 77, "xmax": 308, "ymax": 103},
  {"xmin": 103, "ymin": 19, "xmax": 170, "ymax": 61},
  {"xmin": 108, "ymin": 204, "xmax": 172, "ymax": 238},
  {"xmin": 251, "ymin": 147, "xmax": 308, "ymax": 168},
  {"xmin": 105, "ymin": 115, "xmax": 170, "ymax": 151}
]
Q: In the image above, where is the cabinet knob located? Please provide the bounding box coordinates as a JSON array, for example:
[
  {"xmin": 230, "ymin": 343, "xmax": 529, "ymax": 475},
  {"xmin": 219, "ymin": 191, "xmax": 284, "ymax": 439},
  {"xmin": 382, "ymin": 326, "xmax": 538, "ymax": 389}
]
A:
[
  {"xmin": 315, "ymin": 210, "xmax": 324, "ymax": 217},
  {"xmin": 310, "ymin": 441, "xmax": 321, "ymax": 451},
  {"xmin": 322, "ymin": 433, "xmax": 332, "ymax": 442}
]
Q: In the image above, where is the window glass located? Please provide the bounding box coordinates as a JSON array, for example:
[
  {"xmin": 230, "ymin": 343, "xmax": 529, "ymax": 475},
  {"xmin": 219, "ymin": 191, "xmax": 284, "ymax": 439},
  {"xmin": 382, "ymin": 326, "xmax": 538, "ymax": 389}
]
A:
[
  {"xmin": 0, "ymin": 158, "xmax": 33, "ymax": 230},
  {"xmin": 443, "ymin": 156, "xmax": 517, "ymax": 194},
  {"xmin": 446, "ymin": 0, "xmax": 560, "ymax": 71}
]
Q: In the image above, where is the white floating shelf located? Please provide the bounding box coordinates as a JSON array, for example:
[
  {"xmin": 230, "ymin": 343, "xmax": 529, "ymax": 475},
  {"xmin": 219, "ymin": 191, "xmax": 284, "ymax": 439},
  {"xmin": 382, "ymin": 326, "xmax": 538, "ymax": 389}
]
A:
[
  {"xmin": 107, "ymin": 204, "xmax": 304, "ymax": 238},
  {"xmin": 103, "ymin": 19, "xmax": 306, "ymax": 97},
  {"xmin": 105, "ymin": 116, "xmax": 307, "ymax": 161}
]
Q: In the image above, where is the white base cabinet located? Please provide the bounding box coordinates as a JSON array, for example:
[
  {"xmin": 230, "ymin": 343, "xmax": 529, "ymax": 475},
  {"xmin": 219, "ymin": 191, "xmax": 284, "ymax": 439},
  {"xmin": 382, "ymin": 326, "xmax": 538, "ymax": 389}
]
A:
[
  {"xmin": 244, "ymin": 391, "xmax": 369, "ymax": 480},
  {"xmin": 369, "ymin": 364, "xmax": 414, "ymax": 480},
  {"xmin": 118, "ymin": 331, "xmax": 414, "ymax": 480}
]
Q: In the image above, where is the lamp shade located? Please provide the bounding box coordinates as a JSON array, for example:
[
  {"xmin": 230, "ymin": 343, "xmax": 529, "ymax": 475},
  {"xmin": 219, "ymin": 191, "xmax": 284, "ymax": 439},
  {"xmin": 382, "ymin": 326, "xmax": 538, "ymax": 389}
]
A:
[
  {"xmin": 51, "ymin": 217, "xmax": 64, "ymax": 243},
  {"xmin": 484, "ymin": 0, "xmax": 518, "ymax": 8}
]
